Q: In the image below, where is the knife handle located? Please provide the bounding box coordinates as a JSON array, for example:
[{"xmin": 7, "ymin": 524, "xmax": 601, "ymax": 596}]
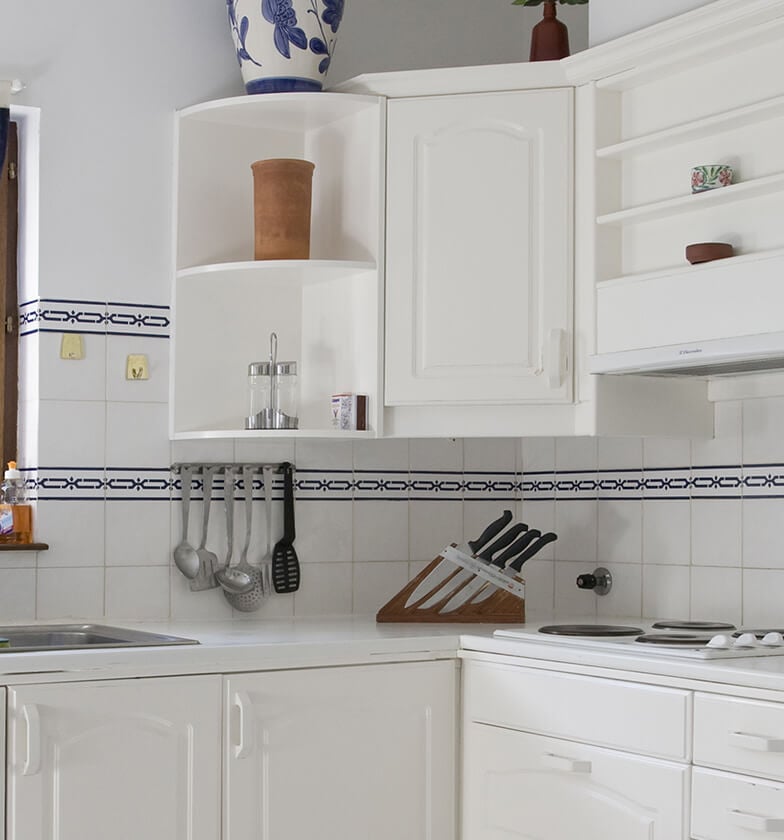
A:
[
  {"xmin": 466, "ymin": 510, "xmax": 512, "ymax": 554},
  {"xmin": 491, "ymin": 529, "xmax": 541, "ymax": 568},
  {"xmin": 507, "ymin": 532, "xmax": 558, "ymax": 572},
  {"xmin": 477, "ymin": 522, "xmax": 528, "ymax": 562}
]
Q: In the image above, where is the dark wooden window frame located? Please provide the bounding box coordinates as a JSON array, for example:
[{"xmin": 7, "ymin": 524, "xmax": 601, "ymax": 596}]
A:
[{"xmin": 1, "ymin": 121, "xmax": 19, "ymax": 469}]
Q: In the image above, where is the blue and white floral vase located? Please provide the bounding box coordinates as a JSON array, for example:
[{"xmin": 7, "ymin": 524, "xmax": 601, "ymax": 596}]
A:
[{"xmin": 227, "ymin": 0, "xmax": 346, "ymax": 94}]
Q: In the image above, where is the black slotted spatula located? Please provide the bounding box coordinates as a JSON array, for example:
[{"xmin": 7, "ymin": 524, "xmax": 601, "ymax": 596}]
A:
[{"xmin": 272, "ymin": 462, "xmax": 300, "ymax": 593}]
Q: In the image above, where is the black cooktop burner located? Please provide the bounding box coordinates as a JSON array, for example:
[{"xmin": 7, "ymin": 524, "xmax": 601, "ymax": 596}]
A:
[
  {"xmin": 733, "ymin": 628, "xmax": 784, "ymax": 639},
  {"xmin": 636, "ymin": 633, "xmax": 713, "ymax": 646},
  {"xmin": 652, "ymin": 620, "xmax": 736, "ymax": 631},
  {"xmin": 538, "ymin": 624, "xmax": 644, "ymax": 637}
]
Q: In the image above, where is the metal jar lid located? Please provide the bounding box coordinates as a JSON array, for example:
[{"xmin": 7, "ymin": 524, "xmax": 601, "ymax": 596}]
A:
[{"xmin": 248, "ymin": 361, "xmax": 297, "ymax": 376}]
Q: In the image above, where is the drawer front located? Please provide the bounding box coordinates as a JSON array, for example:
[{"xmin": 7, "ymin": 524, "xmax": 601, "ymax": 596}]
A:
[
  {"xmin": 462, "ymin": 723, "xmax": 689, "ymax": 840},
  {"xmin": 694, "ymin": 693, "xmax": 784, "ymax": 782},
  {"xmin": 463, "ymin": 660, "xmax": 691, "ymax": 760},
  {"xmin": 692, "ymin": 768, "xmax": 784, "ymax": 840}
]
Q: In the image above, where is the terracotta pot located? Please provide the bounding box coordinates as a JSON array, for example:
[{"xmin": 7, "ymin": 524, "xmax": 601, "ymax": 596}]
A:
[
  {"xmin": 251, "ymin": 159, "xmax": 315, "ymax": 260},
  {"xmin": 530, "ymin": 0, "xmax": 571, "ymax": 62}
]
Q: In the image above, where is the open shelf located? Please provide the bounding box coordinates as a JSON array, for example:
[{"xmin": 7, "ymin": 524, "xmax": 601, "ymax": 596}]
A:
[
  {"xmin": 596, "ymin": 172, "xmax": 784, "ymax": 227},
  {"xmin": 596, "ymin": 93, "xmax": 784, "ymax": 160},
  {"xmin": 177, "ymin": 260, "xmax": 377, "ymax": 284},
  {"xmin": 172, "ymin": 429, "xmax": 376, "ymax": 441}
]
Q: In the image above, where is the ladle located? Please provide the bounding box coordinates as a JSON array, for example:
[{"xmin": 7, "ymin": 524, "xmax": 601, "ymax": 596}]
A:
[
  {"xmin": 190, "ymin": 466, "xmax": 220, "ymax": 591},
  {"xmin": 173, "ymin": 465, "xmax": 200, "ymax": 579},
  {"xmin": 215, "ymin": 467, "xmax": 254, "ymax": 595}
]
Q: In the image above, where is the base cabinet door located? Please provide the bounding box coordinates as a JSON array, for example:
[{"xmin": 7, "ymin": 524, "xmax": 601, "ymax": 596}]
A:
[
  {"xmin": 224, "ymin": 660, "xmax": 457, "ymax": 840},
  {"xmin": 462, "ymin": 722, "xmax": 688, "ymax": 840},
  {"xmin": 385, "ymin": 89, "xmax": 573, "ymax": 407},
  {"xmin": 6, "ymin": 676, "xmax": 222, "ymax": 840}
]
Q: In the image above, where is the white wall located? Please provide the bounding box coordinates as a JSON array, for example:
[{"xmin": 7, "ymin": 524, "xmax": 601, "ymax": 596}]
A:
[
  {"xmin": 1, "ymin": 1, "xmax": 781, "ymax": 629},
  {"xmin": 588, "ymin": 0, "xmax": 715, "ymax": 47}
]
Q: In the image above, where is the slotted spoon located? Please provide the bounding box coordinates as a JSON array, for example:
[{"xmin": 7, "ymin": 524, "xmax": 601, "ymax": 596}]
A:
[{"xmin": 224, "ymin": 465, "xmax": 265, "ymax": 612}]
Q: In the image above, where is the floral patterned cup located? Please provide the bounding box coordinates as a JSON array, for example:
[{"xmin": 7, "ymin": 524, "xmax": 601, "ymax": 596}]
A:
[{"xmin": 691, "ymin": 164, "xmax": 734, "ymax": 193}]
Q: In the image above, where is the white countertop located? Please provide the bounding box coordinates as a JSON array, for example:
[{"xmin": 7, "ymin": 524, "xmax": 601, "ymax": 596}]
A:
[{"xmin": 0, "ymin": 617, "xmax": 782, "ymax": 695}]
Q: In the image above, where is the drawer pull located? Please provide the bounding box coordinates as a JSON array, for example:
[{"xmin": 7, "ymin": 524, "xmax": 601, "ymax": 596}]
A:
[
  {"xmin": 542, "ymin": 752, "xmax": 592, "ymax": 774},
  {"xmin": 729, "ymin": 809, "xmax": 784, "ymax": 832},
  {"xmin": 730, "ymin": 731, "xmax": 784, "ymax": 752}
]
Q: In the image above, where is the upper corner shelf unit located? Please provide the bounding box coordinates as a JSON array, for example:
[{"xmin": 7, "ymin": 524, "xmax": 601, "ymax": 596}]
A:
[{"xmin": 171, "ymin": 92, "xmax": 386, "ymax": 440}]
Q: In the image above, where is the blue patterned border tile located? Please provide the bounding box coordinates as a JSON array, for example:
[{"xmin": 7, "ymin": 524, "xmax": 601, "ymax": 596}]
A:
[
  {"xmin": 106, "ymin": 468, "xmax": 172, "ymax": 501},
  {"xmin": 742, "ymin": 464, "xmax": 784, "ymax": 498},
  {"xmin": 19, "ymin": 298, "xmax": 107, "ymax": 337},
  {"xmin": 106, "ymin": 301, "xmax": 170, "ymax": 339},
  {"xmin": 596, "ymin": 469, "xmax": 644, "ymax": 500},
  {"xmin": 462, "ymin": 471, "xmax": 519, "ymax": 501},
  {"xmin": 353, "ymin": 470, "xmax": 409, "ymax": 500},
  {"xmin": 642, "ymin": 466, "xmax": 692, "ymax": 499},
  {"xmin": 34, "ymin": 467, "xmax": 106, "ymax": 500},
  {"xmin": 691, "ymin": 466, "xmax": 744, "ymax": 498},
  {"xmin": 521, "ymin": 470, "xmax": 556, "ymax": 501},
  {"xmin": 554, "ymin": 470, "xmax": 600, "ymax": 500},
  {"xmin": 295, "ymin": 469, "xmax": 354, "ymax": 501},
  {"xmin": 410, "ymin": 471, "xmax": 466, "ymax": 500}
]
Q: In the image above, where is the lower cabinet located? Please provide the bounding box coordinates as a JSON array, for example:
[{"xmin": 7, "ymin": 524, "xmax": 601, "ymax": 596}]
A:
[
  {"xmin": 223, "ymin": 660, "xmax": 458, "ymax": 840},
  {"xmin": 6, "ymin": 676, "xmax": 223, "ymax": 840},
  {"xmin": 462, "ymin": 723, "xmax": 688, "ymax": 840},
  {"xmin": 4, "ymin": 660, "xmax": 457, "ymax": 840},
  {"xmin": 461, "ymin": 658, "xmax": 690, "ymax": 840}
]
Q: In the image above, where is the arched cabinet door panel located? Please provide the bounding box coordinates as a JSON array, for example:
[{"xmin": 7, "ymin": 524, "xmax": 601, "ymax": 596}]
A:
[
  {"xmin": 6, "ymin": 676, "xmax": 222, "ymax": 840},
  {"xmin": 385, "ymin": 88, "xmax": 573, "ymax": 406}
]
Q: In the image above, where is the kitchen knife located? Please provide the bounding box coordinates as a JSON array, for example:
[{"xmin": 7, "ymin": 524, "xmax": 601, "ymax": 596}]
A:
[
  {"xmin": 413, "ymin": 521, "xmax": 529, "ymax": 610},
  {"xmin": 438, "ymin": 529, "xmax": 542, "ymax": 613},
  {"xmin": 469, "ymin": 531, "xmax": 559, "ymax": 605},
  {"xmin": 403, "ymin": 510, "xmax": 513, "ymax": 607}
]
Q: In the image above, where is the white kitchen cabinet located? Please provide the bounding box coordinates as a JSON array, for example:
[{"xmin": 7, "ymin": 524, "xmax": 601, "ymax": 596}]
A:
[
  {"xmin": 385, "ymin": 88, "xmax": 573, "ymax": 408},
  {"xmin": 571, "ymin": 2, "xmax": 784, "ymax": 379},
  {"xmin": 462, "ymin": 722, "xmax": 688, "ymax": 839},
  {"xmin": 171, "ymin": 93, "xmax": 386, "ymax": 439},
  {"xmin": 6, "ymin": 676, "xmax": 222, "ymax": 840},
  {"xmin": 223, "ymin": 660, "xmax": 457, "ymax": 840},
  {"xmin": 461, "ymin": 657, "xmax": 690, "ymax": 840}
]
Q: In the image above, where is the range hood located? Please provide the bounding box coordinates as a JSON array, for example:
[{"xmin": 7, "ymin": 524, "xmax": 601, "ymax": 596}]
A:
[{"xmin": 590, "ymin": 331, "xmax": 784, "ymax": 377}]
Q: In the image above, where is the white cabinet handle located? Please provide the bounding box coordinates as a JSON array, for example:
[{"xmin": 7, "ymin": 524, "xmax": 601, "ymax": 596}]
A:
[
  {"xmin": 22, "ymin": 704, "xmax": 41, "ymax": 776},
  {"xmin": 546, "ymin": 329, "xmax": 568, "ymax": 390},
  {"xmin": 729, "ymin": 809, "xmax": 784, "ymax": 832},
  {"xmin": 233, "ymin": 691, "xmax": 254, "ymax": 760},
  {"xmin": 730, "ymin": 731, "xmax": 784, "ymax": 752},
  {"xmin": 541, "ymin": 752, "xmax": 592, "ymax": 774}
]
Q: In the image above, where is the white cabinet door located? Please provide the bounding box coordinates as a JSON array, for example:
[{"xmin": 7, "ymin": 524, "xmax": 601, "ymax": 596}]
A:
[
  {"xmin": 462, "ymin": 723, "xmax": 688, "ymax": 840},
  {"xmin": 224, "ymin": 660, "xmax": 457, "ymax": 840},
  {"xmin": 6, "ymin": 676, "xmax": 222, "ymax": 840},
  {"xmin": 385, "ymin": 89, "xmax": 573, "ymax": 406}
]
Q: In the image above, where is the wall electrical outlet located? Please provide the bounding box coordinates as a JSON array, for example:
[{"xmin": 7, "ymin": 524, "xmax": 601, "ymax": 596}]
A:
[
  {"xmin": 60, "ymin": 333, "xmax": 85, "ymax": 360},
  {"xmin": 126, "ymin": 354, "xmax": 150, "ymax": 380}
]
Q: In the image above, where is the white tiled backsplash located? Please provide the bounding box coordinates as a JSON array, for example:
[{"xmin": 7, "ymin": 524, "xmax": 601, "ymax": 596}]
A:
[{"xmin": 7, "ymin": 313, "xmax": 784, "ymax": 626}]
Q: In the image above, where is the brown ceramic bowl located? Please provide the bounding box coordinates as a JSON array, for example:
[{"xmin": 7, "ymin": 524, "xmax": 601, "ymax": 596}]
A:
[{"xmin": 685, "ymin": 242, "xmax": 735, "ymax": 265}]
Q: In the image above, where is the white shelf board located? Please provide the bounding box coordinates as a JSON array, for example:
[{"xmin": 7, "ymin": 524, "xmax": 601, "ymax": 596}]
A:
[
  {"xmin": 176, "ymin": 260, "xmax": 377, "ymax": 286},
  {"xmin": 172, "ymin": 429, "xmax": 377, "ymax": 441},
  {"xmin": 597, "ymin": 248, "xmax": 784, "ymax": 291},
  {"xmin": 596, "ymin": 94, "xmax": 784, "ymax": 161},
  {"xmin": 177, "ymin": 93, "xmax": 382, "ymax": 132},
  {"xmin": 596, "ymin": 172, "xmax": 784, "ymax": 227}
]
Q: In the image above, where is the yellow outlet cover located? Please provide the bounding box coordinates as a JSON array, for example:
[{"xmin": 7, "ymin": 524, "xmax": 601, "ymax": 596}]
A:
[
  {"xmin": 126, "ymin": 354, "xmax": 150, "ymax": 380},
  {"xmin": 60, "ymin": 333, "xmax": 85, "ymax": 360}
]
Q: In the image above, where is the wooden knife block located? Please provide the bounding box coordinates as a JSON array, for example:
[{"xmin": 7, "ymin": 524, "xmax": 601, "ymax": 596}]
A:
[{"xmin": 376, "ymin": 552, "xmax": 525, "ymax": 624}]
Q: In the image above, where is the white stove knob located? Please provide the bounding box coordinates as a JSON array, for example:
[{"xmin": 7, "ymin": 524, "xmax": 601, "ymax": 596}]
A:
[
  {"xmin": 707, "ymin": 634, "xmax": 732, "ymax": 649},
  {"xmin": 760, "ymin": 632, "xmax": 784, "ymax": 647},
  {"xmin": 734, "ymin": 632, "xmax": 758, "ymax": 648}
]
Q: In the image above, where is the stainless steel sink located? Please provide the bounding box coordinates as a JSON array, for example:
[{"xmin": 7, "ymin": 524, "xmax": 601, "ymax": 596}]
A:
[{"xmin": 0, "ymin": 624, "xmax": 199, "ymax": 653}]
